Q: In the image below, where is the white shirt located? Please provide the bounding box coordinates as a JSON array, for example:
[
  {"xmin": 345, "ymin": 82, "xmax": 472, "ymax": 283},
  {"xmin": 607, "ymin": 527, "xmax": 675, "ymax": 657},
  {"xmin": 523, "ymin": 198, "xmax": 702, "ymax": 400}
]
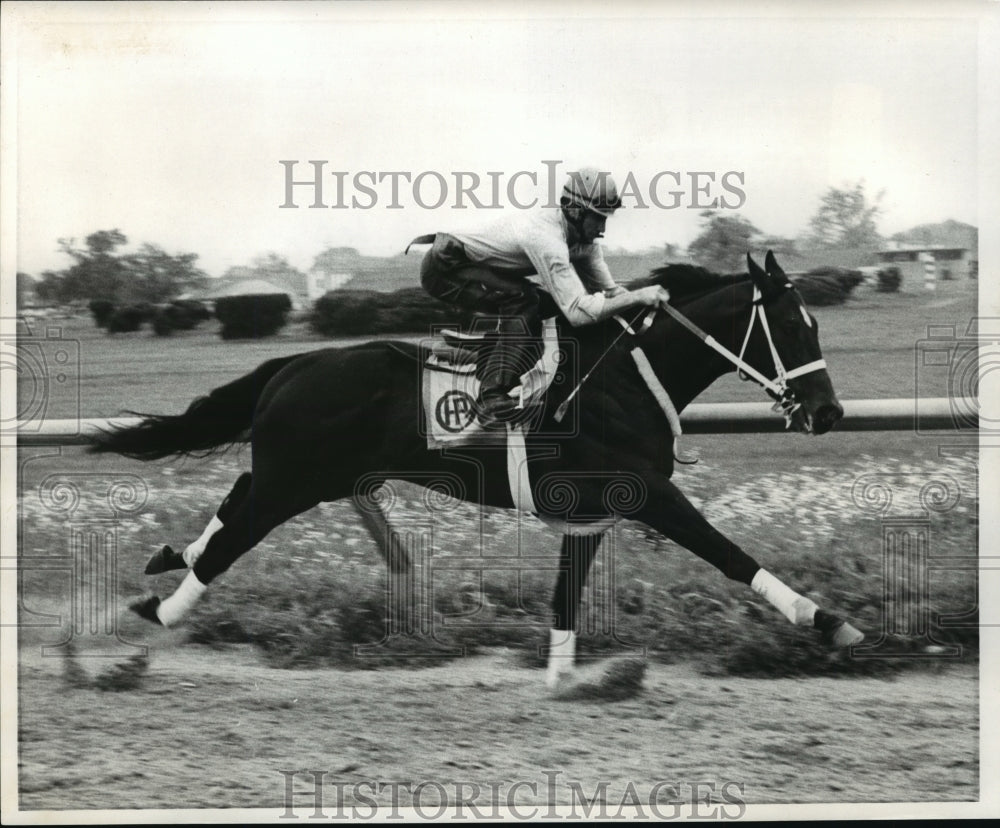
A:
[{"xmin": 451, "ymin": 208, "xmax": 618, "ymax": 326}]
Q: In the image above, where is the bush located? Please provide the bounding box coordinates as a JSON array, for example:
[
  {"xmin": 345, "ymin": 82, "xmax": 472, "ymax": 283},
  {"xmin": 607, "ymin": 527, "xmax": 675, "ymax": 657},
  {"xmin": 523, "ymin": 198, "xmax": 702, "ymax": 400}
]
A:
[
  {"xmin": 106, "ymin": 305, "xmax": 147, "ymax": 333},
  {"xmin": 169, "ymin": 299, "xmax": 211, "ymax": 328},
  {"xmin": 792, "ymin": 267, "xmax": 864, "ymax": 306},
  {"xmin": 132, "ymin": 302, "xmax": 158, "ymax": 322},
  {"xmin": 311, "ymin": 287, "xmax": 464, "ymax": 337},
  {"xmin": 152, "ymin": 299, "xmax": 212, "ymax": 336},
  {"xmin": 215, "ymin": 293, "xmax": 291, "ymax": 339},
  {"xmin": 876, "ymin": 266, "xmax": 902, "ymax": 293},
  {"xmin": 311, "ymin": 290, "xmax": 382, "ymax": 336},
  {"xmin": 88, "ymin": 299, "xmax": 116, "ymax": 329},
  {"xmin": 152, "ymin": 309, "xmax": 174, "ymax": 336}
]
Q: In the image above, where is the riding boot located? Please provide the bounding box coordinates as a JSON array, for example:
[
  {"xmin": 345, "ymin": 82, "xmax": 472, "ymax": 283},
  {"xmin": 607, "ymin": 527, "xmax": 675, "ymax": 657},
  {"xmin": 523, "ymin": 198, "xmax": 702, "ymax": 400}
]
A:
[{"xmin": 477, "ymin": 331, "xmax": 539, "ymax": 427}]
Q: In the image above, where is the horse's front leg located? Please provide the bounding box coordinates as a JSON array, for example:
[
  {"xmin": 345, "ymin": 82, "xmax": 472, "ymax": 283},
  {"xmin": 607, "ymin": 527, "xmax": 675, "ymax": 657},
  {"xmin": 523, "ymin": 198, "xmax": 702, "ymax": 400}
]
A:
[
  {"xmin": 547, "ymin": 532, "xmax": 603, "ymax": 688},
  {"xmin": 633, "ymin": 476, "xmax": 863, "ymax": 647}
]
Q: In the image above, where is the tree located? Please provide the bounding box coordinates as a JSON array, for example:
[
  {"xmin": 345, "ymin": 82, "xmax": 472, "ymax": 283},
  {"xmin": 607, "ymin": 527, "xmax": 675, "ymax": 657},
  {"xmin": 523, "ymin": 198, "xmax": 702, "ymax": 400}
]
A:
[
  {"xmin": 122, "ymin": 244, "xmax": 207, "ymax": 303},
  {"xmin": 35, "ymin": 230, "xmax": 207, "ymax": 305},
  {"xmin": 16, "ymin": 272, "xmax": 38, "ymax": 305},
  {"xmin": 222, "ymin": 253, "xmax": 307, "ymax": 295},
  {"xmin": 758, "ymin": 235, "xmax": 798, "ymax": 259},
  {"xmin": 311, "ymin": 247, "xmax": 362, "ymax": 276},
  {"xmin": 52, "ymin": 230, "xmax": 131, "ymax": 302},
  {"xmin": 687, "ymin": 211, "xmax": 761, "ymax": 273},
  {"xmin": 807, "ymin": 182, "xmax": 884, "ymax": 248}
]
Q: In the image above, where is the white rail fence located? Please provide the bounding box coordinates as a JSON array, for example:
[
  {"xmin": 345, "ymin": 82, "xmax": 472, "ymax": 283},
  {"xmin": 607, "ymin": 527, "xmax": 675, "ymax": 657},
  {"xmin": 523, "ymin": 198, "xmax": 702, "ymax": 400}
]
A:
[{"xmin": 11, "ymin": 397, "xmax": 978, "ymax": 446}]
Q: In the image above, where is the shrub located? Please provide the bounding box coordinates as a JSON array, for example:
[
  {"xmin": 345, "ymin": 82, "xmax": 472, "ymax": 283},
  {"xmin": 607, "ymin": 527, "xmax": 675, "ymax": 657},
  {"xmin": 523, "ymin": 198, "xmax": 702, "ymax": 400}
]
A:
[
  {"xmin": 311, "ymin": 290, "xmax": 381, "ymax": 336},
  {"xmin": 215, "ymin": 293, "xmax": 291, "ymax": 339},
  {"xmin": 792, "ymin": 267, "xmax": 864, "ymax": 306},
  {"xmin": 153, "ymin": 299, "xmax": 212, "ymax": 335},
  {"xmin": 106, "ymin": 305, "xmax": 146, "ymax": 333},
  {"xmin": 311, "ymin": 287, "xmax": 465, "ymax": 337},
  {"xmin": 168, "ymin": 299, "xmax": 211, "ymax": 328},
  {"xmin": 152, "ymin": 309, "xmax": 174, "ymax": 336},
  {"xmin": 88, "ymin": 299, "xmax": 116, "ymax": 329},
  {"xmin": 876, "ymin": 266, "xmax": 902, "ymax": 293},
  {"xmin": 132, "ymin": 302, "xmax": 158, "ymax": 322}
]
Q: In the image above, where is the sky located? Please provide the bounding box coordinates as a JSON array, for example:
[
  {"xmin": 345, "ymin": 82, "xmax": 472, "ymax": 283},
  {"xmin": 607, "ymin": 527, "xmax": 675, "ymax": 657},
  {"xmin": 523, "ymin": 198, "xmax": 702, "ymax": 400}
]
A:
[{"xmin": 4, "ymin": 1, "xmax": 994, "ymax": 280}]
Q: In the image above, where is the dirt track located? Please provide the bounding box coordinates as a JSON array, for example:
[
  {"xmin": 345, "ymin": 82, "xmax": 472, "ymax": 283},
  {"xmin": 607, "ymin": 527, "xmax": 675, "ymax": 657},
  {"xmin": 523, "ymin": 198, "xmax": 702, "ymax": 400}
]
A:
[{"xmin": 17, "ymin": 643, "xmax": 977, "ymax": 813}]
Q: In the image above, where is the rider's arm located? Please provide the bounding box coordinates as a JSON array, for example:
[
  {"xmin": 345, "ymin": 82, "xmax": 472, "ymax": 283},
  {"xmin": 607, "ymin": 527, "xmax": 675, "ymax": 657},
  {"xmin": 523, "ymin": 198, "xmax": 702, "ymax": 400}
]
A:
[
  {"xmin": 523, "ymin": 236, "xmax": 663, "ymax": 326},
  {"xmin": 577, "ymin": 244, "xmax": 630, "ymax": 297},
  {"xmin": 575, "ymin": 244, "xmax": 620, "ymax": 293}
]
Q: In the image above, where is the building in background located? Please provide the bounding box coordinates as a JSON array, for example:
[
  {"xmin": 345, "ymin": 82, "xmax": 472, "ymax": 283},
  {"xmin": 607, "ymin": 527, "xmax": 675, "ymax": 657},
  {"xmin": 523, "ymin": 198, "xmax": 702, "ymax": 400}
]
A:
[
  {"xmin": 876, "ymin": 244, "xmax": 972, "ymax": 291},
  {"xmin": 198, "ymin": 278, "xmax": 297, "ymax": 309},
  {"xmin": 307, "ymin": 272, "xmax": 353, "ymax": 301}
]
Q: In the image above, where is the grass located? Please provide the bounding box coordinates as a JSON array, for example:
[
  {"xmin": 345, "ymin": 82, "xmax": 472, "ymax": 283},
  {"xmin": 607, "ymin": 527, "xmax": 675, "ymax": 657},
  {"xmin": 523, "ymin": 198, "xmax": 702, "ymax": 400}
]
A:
[{"xmin": 16, "ymin": 280, "xmax": 980, "ymax": 676}]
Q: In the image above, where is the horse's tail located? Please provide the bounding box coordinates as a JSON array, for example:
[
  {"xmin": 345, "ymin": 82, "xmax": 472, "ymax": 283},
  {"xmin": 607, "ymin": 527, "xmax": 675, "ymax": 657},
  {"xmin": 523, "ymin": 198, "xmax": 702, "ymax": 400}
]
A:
[{"xmin": 88, "ymin": 354, "xmax": 302, "ymax": 460}]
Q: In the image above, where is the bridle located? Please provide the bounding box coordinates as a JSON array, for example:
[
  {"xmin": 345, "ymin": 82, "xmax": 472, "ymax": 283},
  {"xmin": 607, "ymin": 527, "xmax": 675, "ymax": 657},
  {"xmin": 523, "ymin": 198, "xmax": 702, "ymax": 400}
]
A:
[
  {"xmin": 554, "ymin": 280, "xmax": 829, "ymax": 445},
  {"xmin": 732, "ymin": 283, "xmax": 828, "ymax": 427},
  {"xmin": 554, "ymin": 282, "xmax": 826, "ymax": 452}
]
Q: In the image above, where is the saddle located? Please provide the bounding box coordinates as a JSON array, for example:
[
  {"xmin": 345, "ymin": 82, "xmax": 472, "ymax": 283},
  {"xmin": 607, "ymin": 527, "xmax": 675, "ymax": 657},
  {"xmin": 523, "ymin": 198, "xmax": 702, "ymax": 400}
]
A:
[
  {"xmin": 422, "ymin": 319, "xmax": 560, "ymax": 448},
  {"xmin": 429, "ymin": 330, "xmax": 489, "ymax": 371}
]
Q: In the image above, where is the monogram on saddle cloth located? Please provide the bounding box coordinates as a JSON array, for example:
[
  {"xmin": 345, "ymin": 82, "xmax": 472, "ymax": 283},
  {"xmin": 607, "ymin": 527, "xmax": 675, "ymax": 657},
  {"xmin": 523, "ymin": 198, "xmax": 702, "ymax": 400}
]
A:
[{"xmin": 421, "ymin": 319, "xmax": 560, "ymax": 449}]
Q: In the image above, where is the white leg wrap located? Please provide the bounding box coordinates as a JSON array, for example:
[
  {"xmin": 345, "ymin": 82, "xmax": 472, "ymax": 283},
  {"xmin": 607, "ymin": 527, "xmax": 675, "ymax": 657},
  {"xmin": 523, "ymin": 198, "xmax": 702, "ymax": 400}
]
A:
[
  {"xmin": 156, "ymin": 570, "xmax": 208, "ymax": 627},
  {"xmin": 751, "ymin": 569, "xmax": 817, "ymax": 626},
  {"xmin": 183, "ymin": 515, "xmax": 223, "ymax": 567},
  {"xmin": 546, "ymin": 629, "xmax": 576, "ymax": 689}
]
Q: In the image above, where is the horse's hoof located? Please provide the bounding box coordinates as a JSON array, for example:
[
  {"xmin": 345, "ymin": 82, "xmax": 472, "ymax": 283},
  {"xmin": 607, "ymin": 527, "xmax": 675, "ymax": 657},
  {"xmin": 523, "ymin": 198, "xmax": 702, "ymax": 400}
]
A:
[
  {"xmin": 830, "ymin": 621, "xmax": 865, "ymax": 648},
  {"xmin": 145, "ymin": 545, "xmax": 186, "ymax": 575},
  {"xmin": 130, "ymin": 595, "xmax": 163, "ymax": 625},
  {"xmin": 550, "ymin": 658, "xmax": 647, "ymax": 701},
  {"xmin": 814, "ymin": 609, "xmax": 864, "ymax": 648},
  {"xmin": 546, "ymin": 667, "xmax": 576, "ymax": 692}
]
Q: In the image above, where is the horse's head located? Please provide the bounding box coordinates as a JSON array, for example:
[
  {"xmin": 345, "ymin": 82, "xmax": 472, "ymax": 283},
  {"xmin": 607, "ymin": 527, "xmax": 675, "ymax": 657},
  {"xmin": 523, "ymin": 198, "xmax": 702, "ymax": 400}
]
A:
[{"xmin": 744, "ymin": 251, "xmax": 843, "ymax": 435}]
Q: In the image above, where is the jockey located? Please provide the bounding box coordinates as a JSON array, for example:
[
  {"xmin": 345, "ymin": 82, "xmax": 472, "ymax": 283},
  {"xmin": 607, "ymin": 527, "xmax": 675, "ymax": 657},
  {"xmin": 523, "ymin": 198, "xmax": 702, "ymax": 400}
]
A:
[{"xmin": 417, "ymin": 166, "xmax": 670, "ymax": 426}]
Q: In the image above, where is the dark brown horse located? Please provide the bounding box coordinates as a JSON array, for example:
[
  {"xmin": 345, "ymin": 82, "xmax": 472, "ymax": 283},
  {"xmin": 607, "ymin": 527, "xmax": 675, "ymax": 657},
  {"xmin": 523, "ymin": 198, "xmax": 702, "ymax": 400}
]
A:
[{"xmin": 91, "ymin": 252, "xmax": 862, "ymax": 688}]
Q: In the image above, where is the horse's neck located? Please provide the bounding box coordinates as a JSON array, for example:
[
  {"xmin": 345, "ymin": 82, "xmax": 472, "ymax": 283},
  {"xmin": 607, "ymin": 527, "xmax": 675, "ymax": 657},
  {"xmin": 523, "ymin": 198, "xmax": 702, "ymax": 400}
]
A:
[
  {"xmin": 565, "ymin": 282, "xmax": 753, "ymax": 413},
  {"xmin": 656, "ymin": 282, "xmax": 756, "ymax": 408}
]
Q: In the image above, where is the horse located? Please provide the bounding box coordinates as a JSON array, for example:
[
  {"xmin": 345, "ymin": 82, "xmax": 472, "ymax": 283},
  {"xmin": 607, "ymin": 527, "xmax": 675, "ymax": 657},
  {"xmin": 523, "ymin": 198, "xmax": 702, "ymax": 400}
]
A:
[{"xmin": 90, "ymin": 251, "xmax": 863, "ymax": 688}]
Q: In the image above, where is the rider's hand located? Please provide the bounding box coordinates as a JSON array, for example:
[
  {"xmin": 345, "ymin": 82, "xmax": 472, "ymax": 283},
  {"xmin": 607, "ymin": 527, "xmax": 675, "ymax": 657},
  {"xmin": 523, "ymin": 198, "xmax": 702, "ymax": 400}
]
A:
[{"xmin": 632, "ymin": 285, "xmax": 670, "ymax": 308}]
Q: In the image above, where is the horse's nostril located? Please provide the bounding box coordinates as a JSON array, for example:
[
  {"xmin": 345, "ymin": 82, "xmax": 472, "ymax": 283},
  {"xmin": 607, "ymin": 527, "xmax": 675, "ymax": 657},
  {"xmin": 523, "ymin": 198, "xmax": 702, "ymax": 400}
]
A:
[{"xmin": 814, "ymin": 403, "xmax": 844, "ymax": 432}]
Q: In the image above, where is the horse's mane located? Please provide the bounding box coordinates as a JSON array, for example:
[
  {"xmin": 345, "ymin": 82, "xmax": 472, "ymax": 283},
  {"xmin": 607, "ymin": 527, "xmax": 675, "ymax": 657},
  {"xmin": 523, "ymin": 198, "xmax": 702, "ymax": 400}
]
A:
[{"xmin": 629, "ymin": 264, "xmax": 750, "ymax": 305}]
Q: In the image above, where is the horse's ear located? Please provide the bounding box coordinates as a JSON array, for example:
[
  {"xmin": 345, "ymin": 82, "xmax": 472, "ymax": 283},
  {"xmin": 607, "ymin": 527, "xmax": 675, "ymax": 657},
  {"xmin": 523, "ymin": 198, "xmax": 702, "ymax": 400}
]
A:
[
  {"xmin": 764, "ymin": 250, "xmax": 786, "ymax": 279},
  {"xmin": 747, "ymin": 252, "xmax": 769, "ymax": 293}
]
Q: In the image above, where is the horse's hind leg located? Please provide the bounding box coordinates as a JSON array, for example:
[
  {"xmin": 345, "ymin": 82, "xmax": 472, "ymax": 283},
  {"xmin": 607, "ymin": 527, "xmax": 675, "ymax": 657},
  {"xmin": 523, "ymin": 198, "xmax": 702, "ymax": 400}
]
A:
[
  {"xmin": 145, "ymin": 472, "xmax": 253, "ymax": 574},
  {"xmin": 139, "ymin": 476, "xmax": 323, "ymax": 627}
]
